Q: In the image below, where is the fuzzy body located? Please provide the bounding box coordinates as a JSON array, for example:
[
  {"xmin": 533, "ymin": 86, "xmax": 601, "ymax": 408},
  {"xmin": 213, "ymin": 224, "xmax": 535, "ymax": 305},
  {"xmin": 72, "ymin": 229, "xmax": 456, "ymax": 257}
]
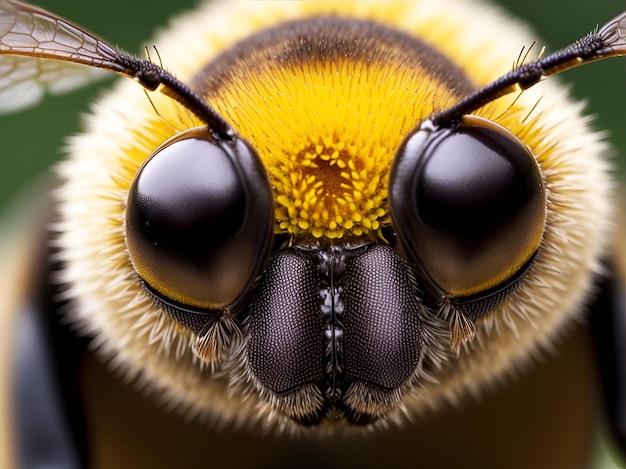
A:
[{"xmin": 49, "ymin": 0, "xmax": 613, "ymax": 433}]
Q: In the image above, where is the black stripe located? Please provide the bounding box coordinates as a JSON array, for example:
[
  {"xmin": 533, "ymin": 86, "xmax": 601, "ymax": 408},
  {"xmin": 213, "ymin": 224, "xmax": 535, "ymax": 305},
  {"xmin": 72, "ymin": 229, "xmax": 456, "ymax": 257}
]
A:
[{"xmin": 191, "ymin": 16, "xmax": 475, "ymax": 99}]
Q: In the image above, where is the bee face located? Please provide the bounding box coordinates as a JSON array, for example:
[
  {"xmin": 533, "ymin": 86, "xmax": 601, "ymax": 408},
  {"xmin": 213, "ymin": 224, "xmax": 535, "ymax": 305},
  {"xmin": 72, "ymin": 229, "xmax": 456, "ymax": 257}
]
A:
[{"xmin": 0, "ymin": 0, "xmax": 624, "ymax": 438}]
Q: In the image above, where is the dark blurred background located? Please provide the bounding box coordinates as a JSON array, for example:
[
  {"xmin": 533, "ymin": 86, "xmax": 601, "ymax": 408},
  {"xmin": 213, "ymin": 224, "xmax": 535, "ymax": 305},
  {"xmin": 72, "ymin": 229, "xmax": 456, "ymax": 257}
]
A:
[{"xmin": 0, "ymin": 0, "xmax": 624, "ymax": 215}]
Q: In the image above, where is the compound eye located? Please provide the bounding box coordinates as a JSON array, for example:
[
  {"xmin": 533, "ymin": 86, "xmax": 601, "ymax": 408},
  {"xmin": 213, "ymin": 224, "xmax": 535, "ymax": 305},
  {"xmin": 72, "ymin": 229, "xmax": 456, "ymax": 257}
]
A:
[
  {"xmin": 125, "ymin": 128, "xmax": 273, "ymax": 313},
  {"xmin": 390, "ymin": 115, "xmax": 546, "ymax": 305}
]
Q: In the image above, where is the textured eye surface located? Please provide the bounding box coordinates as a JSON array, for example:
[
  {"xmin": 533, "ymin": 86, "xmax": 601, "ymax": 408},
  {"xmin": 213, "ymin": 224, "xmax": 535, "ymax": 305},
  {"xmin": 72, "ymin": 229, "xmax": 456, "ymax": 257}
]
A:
[
  {"xmin": 390, "ymin": 116, "xmax": 546, "ymax": 304},
  {"xmin": 244, "ymin": 244, "xmax": 424, "ymax": 425},
  {"xmin": 125, "ymin": 128, "xmax": 273, "ymax": 312}
]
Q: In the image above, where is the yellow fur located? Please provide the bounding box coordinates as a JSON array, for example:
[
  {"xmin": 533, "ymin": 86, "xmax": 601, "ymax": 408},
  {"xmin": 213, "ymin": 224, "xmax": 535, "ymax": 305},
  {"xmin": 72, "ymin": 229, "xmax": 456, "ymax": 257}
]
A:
[{"xmin": 51, "ymin": 0, "xmax": 613, "ymax": 431}]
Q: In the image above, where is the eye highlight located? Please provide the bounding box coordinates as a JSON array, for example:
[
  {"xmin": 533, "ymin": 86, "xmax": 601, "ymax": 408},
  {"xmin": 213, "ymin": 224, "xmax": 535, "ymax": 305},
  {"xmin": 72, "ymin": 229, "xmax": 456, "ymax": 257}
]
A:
[
  {"xmin": 125, "ymin": 128, "xmax": 274, "ymax": 316},
  {"xmin": 390, "ymin": 116, "xmax": 546, "ymax": 308}
]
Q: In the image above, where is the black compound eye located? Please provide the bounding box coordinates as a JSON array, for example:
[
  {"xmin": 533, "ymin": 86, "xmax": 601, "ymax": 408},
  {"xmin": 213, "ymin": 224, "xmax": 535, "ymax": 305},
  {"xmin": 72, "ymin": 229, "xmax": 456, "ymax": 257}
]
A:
[
  {"xmin": 245, "ymin": 244, "xmax": 424, "ymax": 425},
  {"xmin": 125, "ymin": 128, "xmax": 273, "ymax": 313},
  {"xmin": 389, "ymin": 115, "xmax": 546, "ymax": 307}
]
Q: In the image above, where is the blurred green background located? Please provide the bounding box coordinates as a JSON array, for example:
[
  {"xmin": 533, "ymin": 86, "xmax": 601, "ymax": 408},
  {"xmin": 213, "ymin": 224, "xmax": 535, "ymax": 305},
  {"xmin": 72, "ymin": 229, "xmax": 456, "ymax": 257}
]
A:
[{"xmin": 0, "ymin": 0, "xmax": 624, "ymax": 214}]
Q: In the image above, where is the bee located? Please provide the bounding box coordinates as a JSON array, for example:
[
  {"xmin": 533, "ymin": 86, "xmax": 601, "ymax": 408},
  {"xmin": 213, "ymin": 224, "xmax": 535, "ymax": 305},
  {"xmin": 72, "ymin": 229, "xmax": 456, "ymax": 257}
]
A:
[{"xmin": 0, "ymin": 0, "xmax": 624, "ymax": 468}]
